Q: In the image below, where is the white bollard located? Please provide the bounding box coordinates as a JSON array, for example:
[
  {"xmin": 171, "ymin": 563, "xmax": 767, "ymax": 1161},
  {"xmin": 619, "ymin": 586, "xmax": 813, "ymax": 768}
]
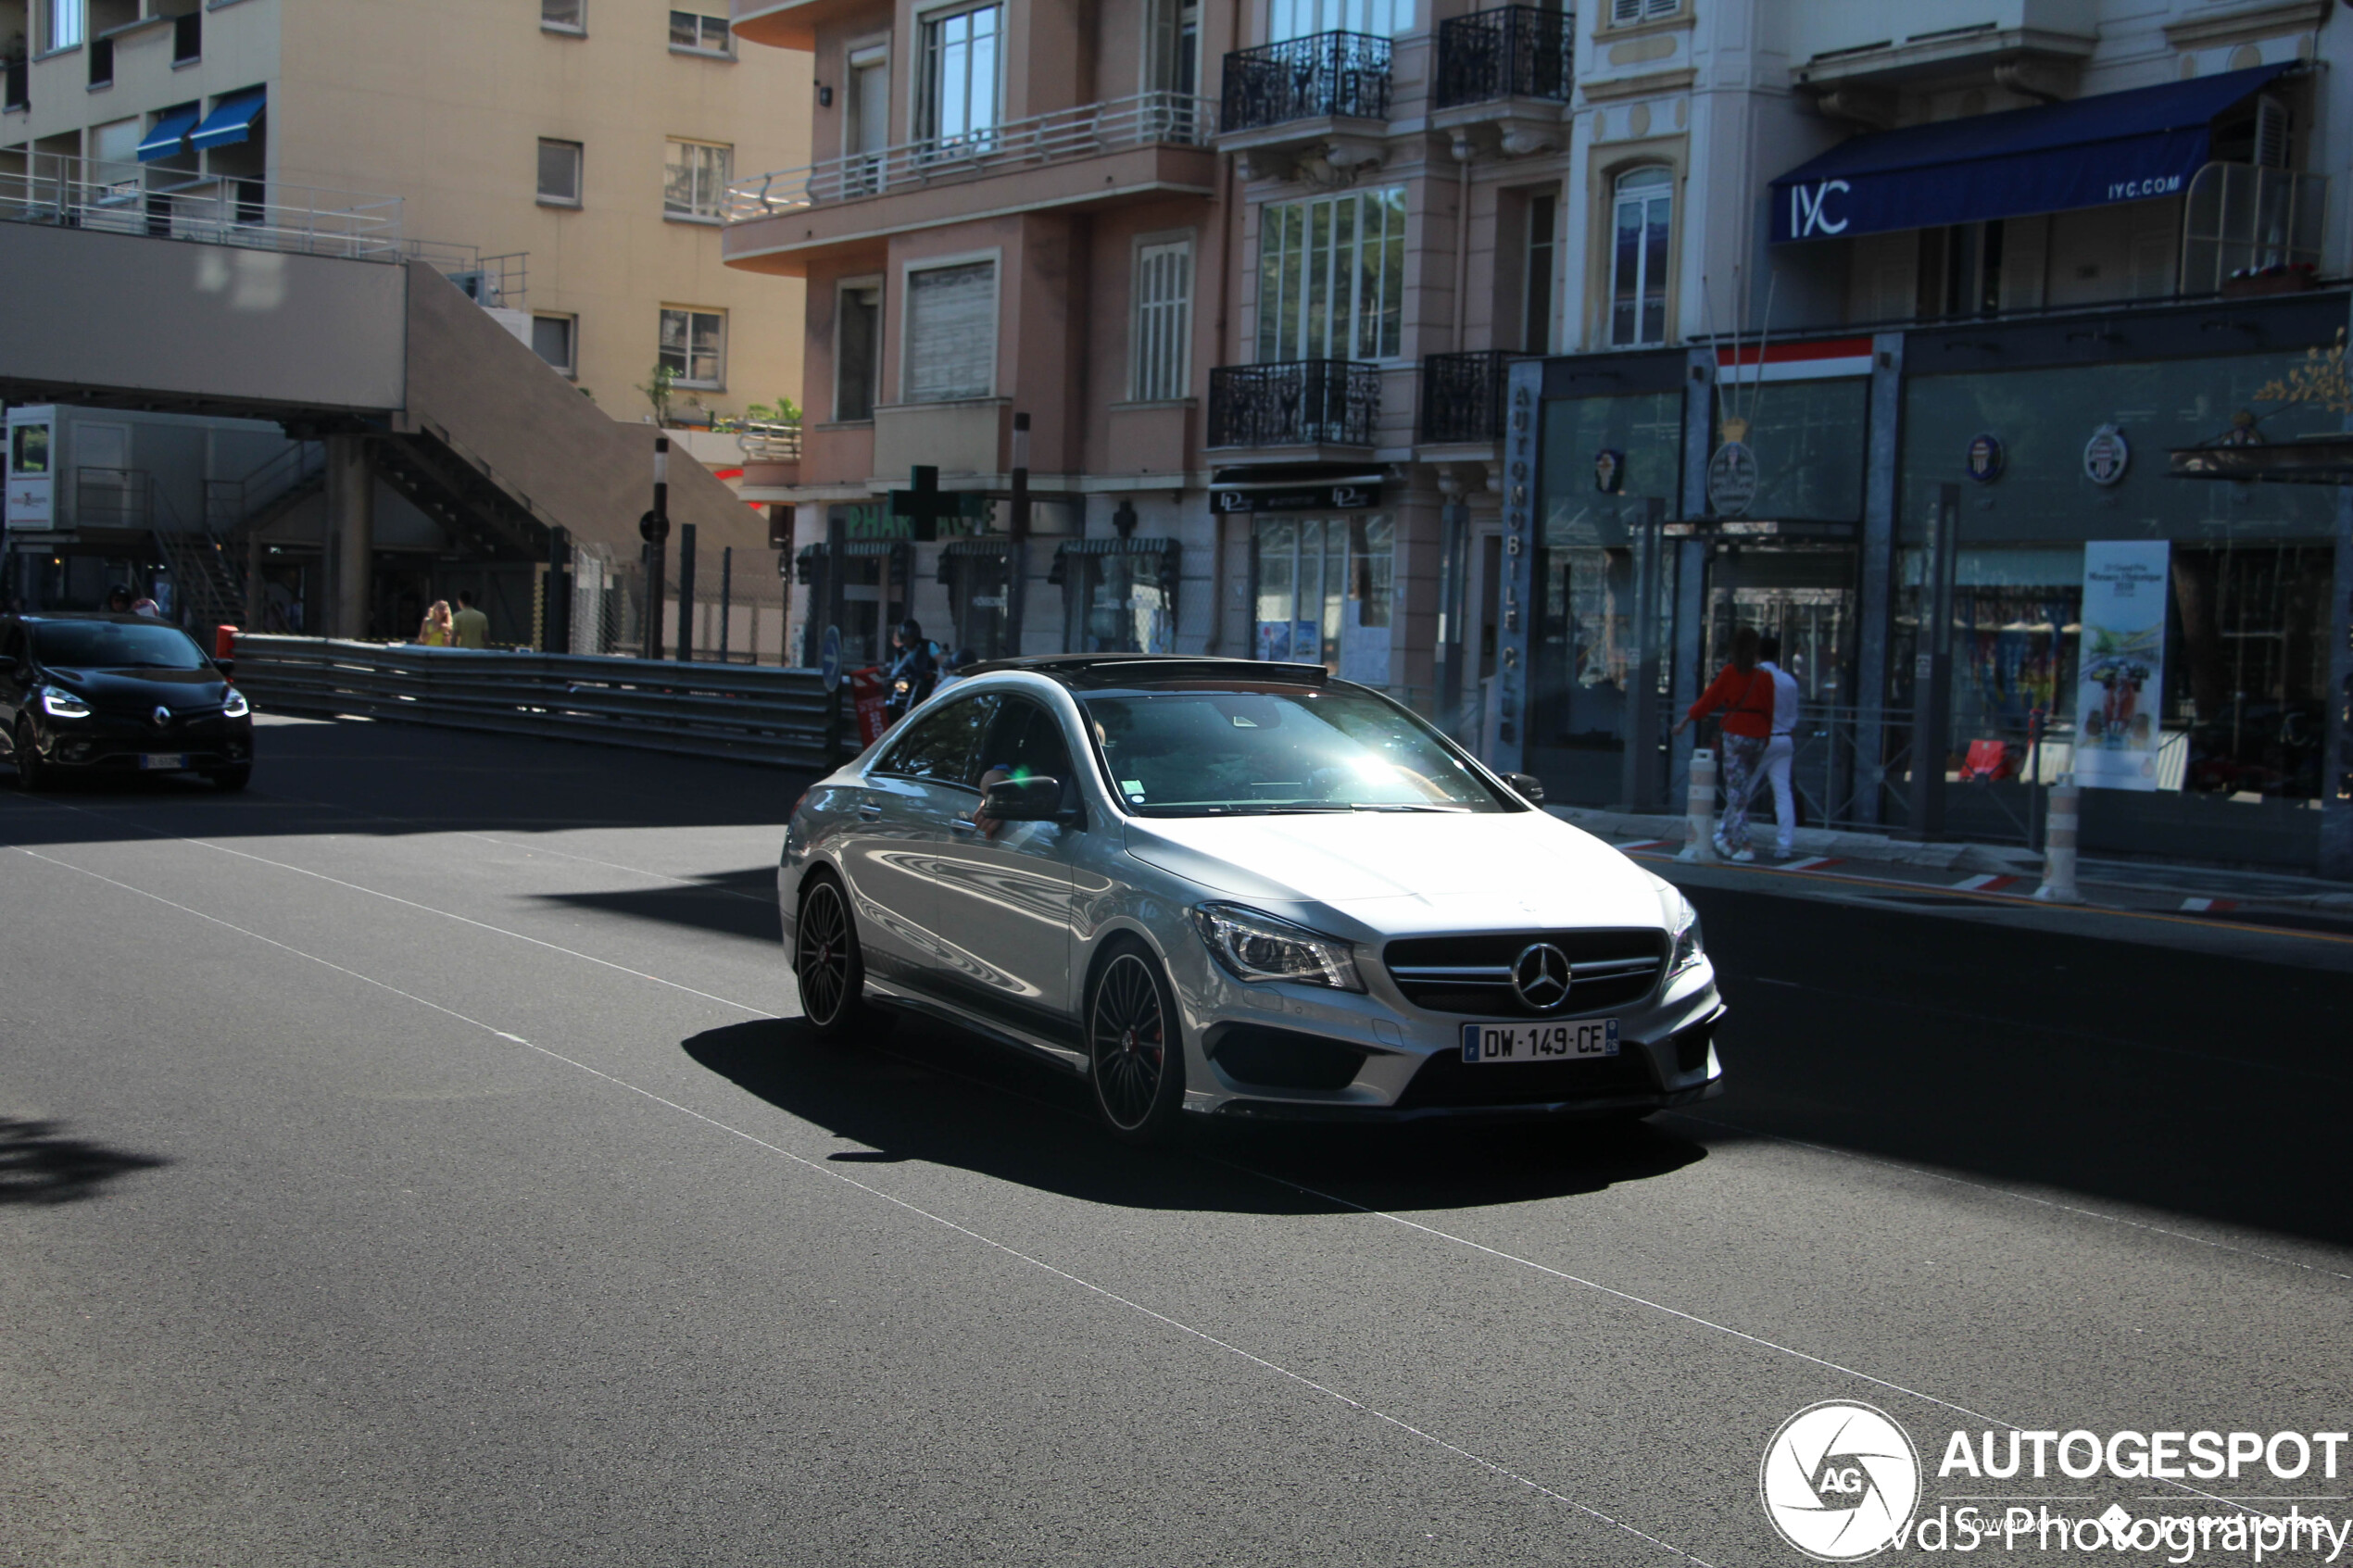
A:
[
  {"xmin": 2035, "ymin": 773, "xmax": 2081, "ymax": 903},
  {"xmin": 1678, "ymin": 747, "xmax": 1721, "ymax": 863}
]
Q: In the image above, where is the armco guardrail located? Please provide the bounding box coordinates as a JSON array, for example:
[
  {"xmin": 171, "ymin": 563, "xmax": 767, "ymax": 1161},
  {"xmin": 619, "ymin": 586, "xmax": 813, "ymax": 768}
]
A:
[{"xmin": 232, "ymin": 636, "xmax": 840, "ymax": 768}]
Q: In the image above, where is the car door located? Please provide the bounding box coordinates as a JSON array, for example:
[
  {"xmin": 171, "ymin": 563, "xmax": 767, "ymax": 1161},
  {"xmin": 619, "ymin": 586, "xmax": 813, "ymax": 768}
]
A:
[
  {"xmin": 925, "ymin": 697, "xmax": 1083, "ymax": 1043},
  {"xmin": 837, "ymin": 692, "xmax": 1000, "ymax": 985}
]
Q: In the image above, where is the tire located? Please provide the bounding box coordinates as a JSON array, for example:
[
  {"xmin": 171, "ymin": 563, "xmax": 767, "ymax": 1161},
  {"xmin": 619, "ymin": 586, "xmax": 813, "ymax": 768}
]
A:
[
  {"xmin": 793, "ymin": 874, "xmax": 874, "ymax": 1038},
  {"xmin": 1086, "ymin": 943, "xmax": 1186, "ymax": 1143},
  {"xmin": 13, "ymin": 719, "xmax": 51, "ymax": 793},
  {"xmin": 208, "ymin": 764, "xmax": 252, "ymax": 793}
]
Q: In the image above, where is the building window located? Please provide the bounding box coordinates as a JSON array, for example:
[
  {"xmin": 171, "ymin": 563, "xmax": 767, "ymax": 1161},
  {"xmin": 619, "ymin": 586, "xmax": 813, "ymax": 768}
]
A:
[
  {"xmin": 663, "ymin": 138, "xmax": 732, "ymax": 220},
  {"xmin": 837, "ymin": 282, "xmax": 881, "ymax": 422},
  {"xmin": 919, "ymin": 4, "xmax": 1000, "ymax": 151},
  {"xmin": 659, "ymin": 307, "xmax": 724, "ymax": 388},
  {"xmin": 1609, "ymin": 166, "xmax": 1672, "ymax": 347},
  {"xmin": 904, "ymin": 260, "xmax": 996, "ymax": 402},
  {"xmin": 1524, "ymin": 191, "xmax": 1556, "ymax": 355},
  {"xmin": 669, "ymin": 11, "xmax": 732, "ymax": 55},
  {"xmin": 1266, "ymin": 0, "xmax": 1411, "ymax": 42},
  {"xmin": 43, "ymin": 0, "xmax": 83, "ymax": 53},
  {"xmin": 532, "ymin": 315, "xmax": 577, "ymax": 376},
  {"xmin": 537, "ymin": 138, "xmax": 583, "ymax": 206},
  {"xmin": 1255, "ymin": 186, "xmax": 1405, "ymax": 363},
  {"xmin": 1131, "ymin": 239, "xmax": 1192, "ymax": 402},
  {"xmin": 1607, "ymin": 0, "xmax": 1680, "ymax": 23},
  {"xmin": 542, "ymin": 0, "xmax": 585, "ymax": 34}
]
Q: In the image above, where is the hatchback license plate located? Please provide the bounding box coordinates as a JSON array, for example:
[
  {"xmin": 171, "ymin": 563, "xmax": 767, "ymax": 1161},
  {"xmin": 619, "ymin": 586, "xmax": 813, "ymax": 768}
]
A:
[
  {"xmin": 1462, "ymin": 1019, "xmax": 1618, "ymax": 1063},
  {"xmin": 139, "ymin": 753, "xmax": 187, "ymax": 771}
]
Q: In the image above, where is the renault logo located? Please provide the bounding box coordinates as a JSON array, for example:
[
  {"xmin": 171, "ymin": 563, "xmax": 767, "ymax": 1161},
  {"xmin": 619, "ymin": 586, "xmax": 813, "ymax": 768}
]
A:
[
  {"xmin": 151, "ymin": 705, "xmax": 171, "ymax": 728},
  {"xmin": 1510, "ymin": 942, "xmax": 1572, "ymax": 1010}
]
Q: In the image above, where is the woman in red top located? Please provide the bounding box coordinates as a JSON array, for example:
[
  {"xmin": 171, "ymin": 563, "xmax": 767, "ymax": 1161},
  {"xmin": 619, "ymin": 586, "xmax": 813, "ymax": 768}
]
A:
[{"xmin": 1673, "ymin": 625, "xmax": 1775, "ymax": 862}]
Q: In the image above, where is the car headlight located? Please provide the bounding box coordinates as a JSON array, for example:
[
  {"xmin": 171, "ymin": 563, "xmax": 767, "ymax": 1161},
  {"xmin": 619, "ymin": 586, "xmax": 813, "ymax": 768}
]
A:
[
  {"xmin": 220, "ymin": 686, "xmax": 250, "ymax": 719},
  {"xmin": 1189, "ymin": 902, "xmax": 1363, "ymax": 992},
  {"xmin": 39, "ymin": 685, "xmax": 90, "ymax": 719},
  {"xmin": 1663, "ymin": 887, "xmax": 1705, "ymax": 975}
]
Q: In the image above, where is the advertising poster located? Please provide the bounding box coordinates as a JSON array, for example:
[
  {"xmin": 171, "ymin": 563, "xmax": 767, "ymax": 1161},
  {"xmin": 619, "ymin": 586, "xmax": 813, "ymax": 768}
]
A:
[{"xmin": 2073, "ymin": 541, "xmax": 2170, "ymax": 791}]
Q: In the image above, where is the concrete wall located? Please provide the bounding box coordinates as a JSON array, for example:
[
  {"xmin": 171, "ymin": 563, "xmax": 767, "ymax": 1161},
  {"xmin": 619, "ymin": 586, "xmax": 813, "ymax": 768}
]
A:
[
  {"xmin": 401, "ymin": 262, "xmax": 768, "ymax": 561},
  {"xmin": 0, "ymin": 223, "xmax": 406, "ymax": 413}
]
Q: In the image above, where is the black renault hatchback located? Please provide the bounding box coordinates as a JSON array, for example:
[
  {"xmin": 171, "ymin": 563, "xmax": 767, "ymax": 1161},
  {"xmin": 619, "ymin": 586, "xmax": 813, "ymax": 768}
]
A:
[{"xmin": 0, "ymin": 614, "xmax": 253, "ymax": 791}]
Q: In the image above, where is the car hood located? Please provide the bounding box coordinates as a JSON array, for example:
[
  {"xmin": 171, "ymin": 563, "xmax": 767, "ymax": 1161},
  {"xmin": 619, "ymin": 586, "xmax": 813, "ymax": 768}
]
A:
[
  {"xmin": 1122, "ymin": 810, "xmax": 1667, "ymax": 935},
  {"xmin": 45, "ymin": 666, "xmax": 231, "ymax": 713}
]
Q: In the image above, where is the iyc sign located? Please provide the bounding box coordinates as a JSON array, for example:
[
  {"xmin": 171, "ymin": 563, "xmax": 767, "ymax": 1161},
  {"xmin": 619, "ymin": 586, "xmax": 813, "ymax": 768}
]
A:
[{"xmin": 1786, "ymin": 179, "xmax": 1850, "ymax": 238}]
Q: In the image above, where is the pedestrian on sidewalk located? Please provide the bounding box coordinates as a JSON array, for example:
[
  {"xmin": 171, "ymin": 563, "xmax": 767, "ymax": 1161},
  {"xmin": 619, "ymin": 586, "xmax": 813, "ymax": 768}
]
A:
[
  {"xmin": 449, "ymin": 590, "xmax": 489, "ymax": 649},
  {"xmin": 416, "ymin": 600, "xmax": 454, "ymax": 646},
  {"xmin": 1672, "ymin": 625, "xmax": 1774, "ymax": 862},
  {"xmin": 1756, "ymin": 635, "xmax": 1803, "ymax": 859}
]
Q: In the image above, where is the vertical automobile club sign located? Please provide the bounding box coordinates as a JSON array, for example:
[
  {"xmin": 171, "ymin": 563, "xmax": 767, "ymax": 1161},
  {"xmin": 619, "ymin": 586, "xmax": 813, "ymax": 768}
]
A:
[{"xmin": 2074, "ymin": 541, "xmax": 2170, "ymax": 791}]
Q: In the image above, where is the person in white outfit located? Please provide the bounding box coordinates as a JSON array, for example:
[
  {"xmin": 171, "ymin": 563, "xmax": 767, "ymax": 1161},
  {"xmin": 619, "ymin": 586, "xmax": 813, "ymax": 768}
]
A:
[{"xmin": 1755, "ymin": 635, "xmax": 1803, "ymax": 859}]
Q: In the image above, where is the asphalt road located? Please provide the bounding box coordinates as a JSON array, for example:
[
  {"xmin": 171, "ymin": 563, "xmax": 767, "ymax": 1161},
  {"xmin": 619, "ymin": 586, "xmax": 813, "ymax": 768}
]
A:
[{"xmin": 3, "ymin": 714, "xmax": 2348, "ymax": 1567}]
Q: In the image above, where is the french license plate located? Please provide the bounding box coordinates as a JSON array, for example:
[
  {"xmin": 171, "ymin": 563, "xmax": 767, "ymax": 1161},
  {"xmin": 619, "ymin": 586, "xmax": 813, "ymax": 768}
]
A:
[
  {"xmin": 138, "ymin": 753, "xmax": 187, "ymax": 771},
  {"xmin": 1462, "ymin": 1019, "xmax": 1619, "ymax": 1063}
]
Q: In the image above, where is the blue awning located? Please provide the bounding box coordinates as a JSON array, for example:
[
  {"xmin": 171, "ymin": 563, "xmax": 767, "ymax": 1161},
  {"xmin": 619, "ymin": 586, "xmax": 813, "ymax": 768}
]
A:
[
  {"xmin": 189, "ymin": 92, "xmax": 267, "ymax": 153},
  {"xmin": 135, "ymin": 107, "xmax": 201, "ymax": 163},
  {"xmin": 1769, "ymin": 62, "xmax": 2296, "ymax": 243}
]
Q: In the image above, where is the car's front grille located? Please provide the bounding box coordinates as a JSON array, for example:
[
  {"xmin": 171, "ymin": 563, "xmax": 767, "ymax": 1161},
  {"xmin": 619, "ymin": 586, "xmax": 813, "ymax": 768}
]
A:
[
  {"xmin": 1382, "ymin": 929, "xmax": 1667, "ymax": 1017},
  {"xmin": 1394, "ymin": 1045, "xmax": 1657, "ymax": 1109}
]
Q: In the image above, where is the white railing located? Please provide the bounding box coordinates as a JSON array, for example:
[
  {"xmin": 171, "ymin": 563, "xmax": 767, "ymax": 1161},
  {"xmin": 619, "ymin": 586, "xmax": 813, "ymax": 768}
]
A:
[
  {"xmin": 2181, "ymin": 162, "xmax": 2328, "ymax": 295},
  {"xmin": 0, "ymin": 153, "xmax": 403, "ymax": 261},
  {"xmin": 733, "ymin": 420, "xmax": 804, "ymax": 461},
  {"xmin": 724, "ymin": 92, "xmax": 1216, "ymax": 221}
]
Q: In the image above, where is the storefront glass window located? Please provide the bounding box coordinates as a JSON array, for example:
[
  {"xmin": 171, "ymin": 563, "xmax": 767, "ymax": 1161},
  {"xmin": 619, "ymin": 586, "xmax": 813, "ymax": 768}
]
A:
[
  {"xmin": 1895, "ymin": 352, "xmax": 2339, "ymax": 859},
  {"xmin": 1718, "ymin": 377, "xmax": 1869, "ymax": 521},
  {"xmin": 1252, "ymin": 515, "xmax": 1391, "ymax": 685},
  {"xmin": 1067, "ymin": 550, "xmax": 1176, "ymax": 654}
]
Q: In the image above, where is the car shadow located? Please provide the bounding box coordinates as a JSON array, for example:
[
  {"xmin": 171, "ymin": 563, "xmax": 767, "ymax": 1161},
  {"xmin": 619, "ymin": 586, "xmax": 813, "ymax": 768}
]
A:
[
  {"xmin": 531, "ymin": 869, "xmax": 781, "ymax": 946},
  {"xmin": 0, "ymin": 1116, "xmax": 168, "ymax": 1205},
  {"xmin": 683, "ymin": 1013, "xmax": 1705, "ymax": 1218}
]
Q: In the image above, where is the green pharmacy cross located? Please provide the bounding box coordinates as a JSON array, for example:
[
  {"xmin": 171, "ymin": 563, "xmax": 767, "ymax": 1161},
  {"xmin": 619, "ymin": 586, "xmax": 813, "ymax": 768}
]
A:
[{"xmin": 889, "ymin": 465, "xmax": 989, "ymax": 541}]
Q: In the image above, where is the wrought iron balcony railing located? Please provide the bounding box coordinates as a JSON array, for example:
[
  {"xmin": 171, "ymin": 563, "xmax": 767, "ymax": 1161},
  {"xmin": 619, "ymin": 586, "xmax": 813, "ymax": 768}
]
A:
[
  {"xmin": 1434, "ymin": 6, "xmax": 1574, "ymax": 108},
  {"xmin": 1418, "ymin": 351, "xmax": 1523, "ymax": 444},
  {"xmin": 724, "ymin": 92, "xmax": 1214, "ymax": 220},
  {"xmin": 1219, "ymin": 31, "xmax": 1391, "ymax": 134},
  {"xmin": 1208, "ymin": 360, "xmax": 1381, "ymax": 449}
]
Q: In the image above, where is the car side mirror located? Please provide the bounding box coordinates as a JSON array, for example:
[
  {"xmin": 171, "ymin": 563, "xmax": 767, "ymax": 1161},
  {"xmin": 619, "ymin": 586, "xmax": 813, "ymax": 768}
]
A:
[
  {"xmin": 983, "ymin": 775, "xmax": 1066, "ymax": 822},
  {"xmin": 1502, "ymin": 771, "xmax": 1545, "ymax": 804}
]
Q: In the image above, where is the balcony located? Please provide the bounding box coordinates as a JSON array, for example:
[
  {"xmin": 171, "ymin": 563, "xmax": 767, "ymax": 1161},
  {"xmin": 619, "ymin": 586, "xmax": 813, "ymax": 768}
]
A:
[
  {"xmin": 1417, "ymin": 351, "xmax": 1521, "ymax": 446},
  {"xmin": 724, "ymin": 93, "xmax": 1216, "ymax": 268},
  {"xmin": 1435, "ymin": 8, "xmax": 1572, "ymax": 108},
  {"xmin": 1216, "ymin": 32, "xmax": 1391, "ymax": 173},
  {"xmin": 1208, "ymin": 361, "xmax": 1379, "ymax": 451}
]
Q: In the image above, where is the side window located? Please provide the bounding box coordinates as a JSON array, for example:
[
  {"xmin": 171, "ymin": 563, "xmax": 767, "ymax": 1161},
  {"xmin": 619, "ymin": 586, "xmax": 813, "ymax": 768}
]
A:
[
  {"xmin": 992, "ymin": 701, "xmax": 1075, "ymax": 783},
  {"xmin": 876, "ymin": 694, "xmax": 1000, "ymax": 787}
]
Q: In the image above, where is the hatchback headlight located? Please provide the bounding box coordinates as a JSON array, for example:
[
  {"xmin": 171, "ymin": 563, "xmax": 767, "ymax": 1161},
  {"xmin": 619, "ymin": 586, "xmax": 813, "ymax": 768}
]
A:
[
  {"xmin": 1663, "ymin": 887, "xmax": 1705, "ymax": 975},
  {"xmin": 1190, "ymin": 902, "xmax": 1363, "ymax": 992},
  {"xmin": 40, "ymin": 684, "xmax": 90, "ymax": 719},
  {"xmin": 221, "ymin": 686, "xmax": 250, "ymax": 719}
]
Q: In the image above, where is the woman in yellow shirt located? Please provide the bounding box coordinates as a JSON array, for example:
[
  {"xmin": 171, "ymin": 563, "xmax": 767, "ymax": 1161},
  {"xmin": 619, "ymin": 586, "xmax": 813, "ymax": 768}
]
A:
[{"xmin": 416, "ymin": 600, "xmax": 454, "ymax": 646}]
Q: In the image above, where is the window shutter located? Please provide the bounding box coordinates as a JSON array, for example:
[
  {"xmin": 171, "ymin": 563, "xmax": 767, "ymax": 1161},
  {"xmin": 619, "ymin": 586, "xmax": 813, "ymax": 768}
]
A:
[
  {"xmin": 906, "ymin": 262, "xmax": 997, "ymax": 402},
  {"xmin": 2254, "ymin": 94, "xmax": 2289, "ymax": 169},
  {"xmin": 1132, "ymin": 241, "xmax": 1191, "ymax": 401}
]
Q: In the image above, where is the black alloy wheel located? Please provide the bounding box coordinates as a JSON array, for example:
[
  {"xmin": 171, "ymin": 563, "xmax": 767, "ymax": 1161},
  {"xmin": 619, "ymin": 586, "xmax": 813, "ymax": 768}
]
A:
[
  {"xmin": 794, "ymin": 876, "xmax": 868, "ymax": 1036},
  {"xmin": 13, "ymin": 719, "xmax": 50, "ymax": 793},
  {"xmin": 1088, "ymin": 946, "xmax": 1184, "ymax": 1142}
]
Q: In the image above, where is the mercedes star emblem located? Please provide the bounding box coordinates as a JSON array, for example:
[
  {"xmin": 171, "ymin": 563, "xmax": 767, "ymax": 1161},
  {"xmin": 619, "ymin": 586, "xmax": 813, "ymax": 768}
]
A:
[{"xmin": 1510, "ymin": 942, "xmax": 1572, "ymax": 1011}]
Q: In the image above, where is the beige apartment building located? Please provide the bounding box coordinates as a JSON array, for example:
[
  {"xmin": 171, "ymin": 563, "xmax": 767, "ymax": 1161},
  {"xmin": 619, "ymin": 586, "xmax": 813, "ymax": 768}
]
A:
[
  {"xmin": 3, "ymin": 0, "xmax": 812, "ymax": 423},
  {"xmin": 724, "ymin": 0, "xmax": 1573, "ymax": 718}
]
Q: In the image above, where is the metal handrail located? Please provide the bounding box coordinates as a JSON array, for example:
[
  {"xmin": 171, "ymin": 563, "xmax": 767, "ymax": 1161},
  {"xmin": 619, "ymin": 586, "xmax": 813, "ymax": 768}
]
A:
[
  {"xmin": 733, "ymin": 420, "xmax": 804, "ymax": 461},
  {"xmin": 725, "ymin": 92, "xmax": 1216, "ymax": 221},
  {"xmin": 1207, "ymin": 360, "xmax": 1381, "ymax": 448},
  {"xmin": 0, "ymin": 152, "xmax": 404, "ymax": 261},
  {"xmin": 229, "ymin": 636, "xmax": 841, "ymax": 769},
  {"xmin": 1434, "ymin": 6, "xmax": 1574, "ymax": 108},
  {"xmin": 1219, "ymin": 31, "xmax": 1392, "ymax": 133}
]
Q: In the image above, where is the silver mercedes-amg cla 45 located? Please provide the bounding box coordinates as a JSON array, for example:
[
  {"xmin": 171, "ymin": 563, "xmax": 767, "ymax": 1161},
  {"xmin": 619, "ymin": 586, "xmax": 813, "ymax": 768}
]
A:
[{"xmin": 778, "ymin": 655, "xmax": 1724, "ymax": 1141}]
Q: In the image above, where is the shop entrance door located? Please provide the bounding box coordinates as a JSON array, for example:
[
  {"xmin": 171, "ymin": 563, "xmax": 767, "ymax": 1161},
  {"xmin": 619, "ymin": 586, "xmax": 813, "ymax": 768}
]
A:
[{"xmin": 1701, "ymin": 546, "xmax": 1856, "ymax": 706}]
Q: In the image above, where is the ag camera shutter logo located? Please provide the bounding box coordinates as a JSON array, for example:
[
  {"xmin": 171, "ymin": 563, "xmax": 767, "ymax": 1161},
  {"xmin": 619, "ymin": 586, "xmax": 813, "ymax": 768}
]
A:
[{"xmin": 1760, "ymin": 1400, "xmax": 1922, "ymax": 1561}]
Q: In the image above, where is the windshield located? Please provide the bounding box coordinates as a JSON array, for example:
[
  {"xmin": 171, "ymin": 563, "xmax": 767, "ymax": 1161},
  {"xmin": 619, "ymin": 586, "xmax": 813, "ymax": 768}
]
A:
[
  {"xmin": 1081, "ymin": 684, "xmax": 1509, "ymax": 816},
  {"xmin": 33, "ymin": 621, "xmax": 209, "ymax": 671}
]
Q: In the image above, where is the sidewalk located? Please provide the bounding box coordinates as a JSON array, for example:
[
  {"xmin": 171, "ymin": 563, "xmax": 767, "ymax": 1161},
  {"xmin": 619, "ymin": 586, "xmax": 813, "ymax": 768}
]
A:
[{"xmin": 1546, "ymin": 804, "xmax": 2353, "ymax": 924}]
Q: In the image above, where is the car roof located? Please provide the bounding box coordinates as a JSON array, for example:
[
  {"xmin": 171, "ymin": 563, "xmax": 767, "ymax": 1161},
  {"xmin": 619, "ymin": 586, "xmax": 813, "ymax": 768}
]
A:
[{"xmin": 957, "ymin": 654, "xmax": 1331, "ymax": 689}]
